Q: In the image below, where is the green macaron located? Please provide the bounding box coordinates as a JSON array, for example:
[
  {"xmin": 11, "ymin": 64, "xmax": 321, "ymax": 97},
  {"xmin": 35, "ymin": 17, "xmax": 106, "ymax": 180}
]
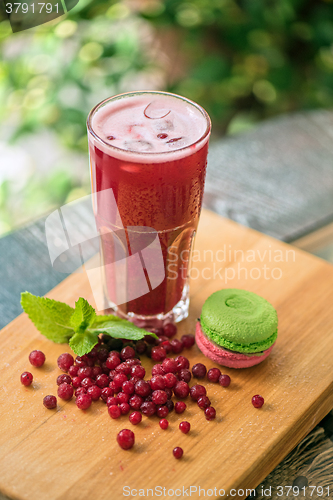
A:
[{"xmin": 200, "ymin": 288, "xmax": 278, "ymax": 354}]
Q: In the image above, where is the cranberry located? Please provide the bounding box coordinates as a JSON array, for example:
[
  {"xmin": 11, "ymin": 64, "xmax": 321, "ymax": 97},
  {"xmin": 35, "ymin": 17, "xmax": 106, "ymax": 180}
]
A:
[
  {"xmin": 29, "ymin": 350, "xmax": 45, "ymax": 367},
  {"xmin": 162, "ymin": 358, "xmax": 178, "ymax": 373},
  {"xmin": 167, "ymin": 137, "xmax": 183, "ymax": 143},
  {"xmin": 129, "ymin": 394, "xmax": 143, "ymax": 410},
  {"xmin": 113, "ymin": 373, "xmax": 128, "ymax": 390},
  {"xmin": 151, "ymin": 364, "xmax": 165, "ymax": 376},
  {"xmin": 119, "ymin": 402, "xmax": 131, "ymax": 415},
  {"xmin": 109, "ymin": 381, "xmax": 118, "ymax": 393},
  {"xmin": 156, "ymin": 405, "xmax": 169, "ymax": 418},
  {"xmin": 173, "ymin": 381, "xmax": 190, "ymax": 399},
  {"xmin": 160, "ymin": 340, "xmax": 172, "ymax": 353},
  {"xmin": 140, "ymin": 401, "xmax": 156, "ymax": 416},
  {"xmin": 115, "ymin": 362, "xmax": 131, "ymax": 376},
  {"xmin": 57, "ymin": 374, "xmax": 71, "ymax": 386},
  {"xmin": 190, "ymin": 384, "xmax": 206, "ymax": 401},
  {"xmin": 175, "ymin": 401, "xmax": 186, "ymax": 414},
  {"xmin": 117, "ymin": 392, "xmax": 129, "ymax": 404},
  {"xmin": 92, "ymin": 366, "xmax": 102, "ymax": 378},
  {"xmin": 68, "ymin": 365, "xmax": 79, "ymax": 377},
  {"xmin": 117, "ymin": 429, "xmax": 135, "ymax": 450},
  {"xmin": 129, "ymin": 411, "xmax": 142, "ymax": 425},
  {"xmin": 107, "ymin": 396, "xmax": 118, "ymax": 406},
  {"xmin": 101, "ymin": 387, "xmax": 114, "ymax": 402},
  {"xmin": 192, "ymin": 363, "xmax": 207, "ymax": 379},
  {"xmin": 121, "ymin": 380, "xmax": 133, "ymax": 395},
  {"xmin": 71, "ymin": 376, "xmax": 80, "ymax": 389},
  {"xmin": 152, "ymin": 390, "xmax": 168, "ymax": 405},
  {"xmin": 97, "ymin": 348, "xmax": 109, "ymax": 362},
  {"xmin": 151, "ymin": 346, "xmax": 167, "ymax": 362},
  {"xmin": 120, "ymin": 346, "xmax": 136, "ymax": 360},
  {"xmin": 100, "ymin": 362, "xmax": 110, "ymax": 374},
  {"xmin": 107, "ymin": 135, "xmax": 116, "ymax": 140},
  {"xmin": 77, "ymin": 366, "xmax": 93, "ymax": 379},
  {"xmin": 173, "ymin": 447, "xmax": 183, "ymax": 459},
  {"xmin": 43, "ymin": 395, "xmax": 57, "ymax": 409},
  {"xmin": 252, "ymin": 395, "xmax": 264, "ymax": 408},
  {"xmin": 165, "ymin": 400, "xmax": 174, "ymax": 412},
  {"xmin": 75, "ymin": 387, "xmax": 86, "ymax": 397},
  {"xmin": 85, "ymin": 356, "xmax": 95, "ymax": 367},
  {"xmin": 197, "ymin": 395, "xmax": 211, "ymax": 409},
  {"xmin": 87, "ymin": 385, "xmax": 102, "ymax": 401},
  {"xmin": 57, "ymin": 353, "xmax": 74, "ymax": 372},
  {"xmin": 179, "ymin": 421, "xmax": 190, "ymax": 434},
  {"xmin": 178, "ymin": 369, "xmax": 191, "ymax": 383},
  {"xmin": 135, "ymin": 380, "xmax": 151, "ymax": 398},
  {"xmin": 21, "ymin": 371, "xmax": 33, "ymax": 386},
  {"xmin": 81, "ymin": 377, "xmax": 94, "ymax": 389},
  {"xmin": 135, "ymin": 340, "xmax": 147, "ymax": 354},
  {"xmin": 181, "ymin": 334, "xmax": 195, "ymax": 348},
  {"xmin": 76, "ymin": 394, "xmax": 92, "ymax": 410},
  {"xmin": 170, "ymin": 339, "xmax": 183, "ymax": 354},
  {"xmin": 164, "ymin": 372, "xmax": 178, "ymax": 388},
  {"xmin": 159, "ymin": 418, "xmax": 169, "ymax": 430},
  {"xmin": 175, "ymin": 356, "xmax": 189, "ymax": 371},
  {"xmin": 87, "ymin": 345, "xmax": 100, "ymax": 358},
  {"xmin": 144, "ymin": 334, "xmax": 158, "ymax": 345},
  {"xmin": 219, "ymin": 374, "xmax": 231, "ymax": 387},
  {"xmin": 106, "ymin": 355, "xmax": 121, "ymax": 370},
  {"xmin": 205, "ymin": 406, "xmax": 216, "ymax": 420},
  {"xmin": 57, "ymin": 383, "xmax": 73, "ymax": 401},
  {"xmin": 131, "ymin": 365, "xmax": 145, "ymax": 379},
  {"xmin": 163, "ymin": 323, "xmax": 177, "ymax": 338},
  {"xmin": 207, "ymin": 368, "xmax": 221, "ymax": 383},
  {"xmin": 74, "ymin": 355, "xmax": 87, "ymax": 368},
  {"xmin": 157, "ymin": 133, "xmax": 168, "ymax": 139},
  {"xmin": 108, "ymin": 405, "xmax": 121, "ymax": 419},
  {"xmin": 150, "ymin": 375, "xmax": 165, "ymax": 391}
]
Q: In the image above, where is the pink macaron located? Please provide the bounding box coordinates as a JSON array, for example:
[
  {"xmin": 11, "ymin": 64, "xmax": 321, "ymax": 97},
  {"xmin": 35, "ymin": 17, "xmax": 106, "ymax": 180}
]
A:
[{"xmin": 196, "ymin": 321, "xmax": 275, "ymax": 369}]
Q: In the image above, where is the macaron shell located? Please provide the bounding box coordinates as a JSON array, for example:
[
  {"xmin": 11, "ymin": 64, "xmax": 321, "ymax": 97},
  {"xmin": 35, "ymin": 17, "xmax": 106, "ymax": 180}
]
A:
[
  {"xmin": 196, "ymin": 321, "xmax": 275, "ymax": 369},
  {"xmin": 200, "ymin": 288, "xmax": 278, "ymax": 353}
]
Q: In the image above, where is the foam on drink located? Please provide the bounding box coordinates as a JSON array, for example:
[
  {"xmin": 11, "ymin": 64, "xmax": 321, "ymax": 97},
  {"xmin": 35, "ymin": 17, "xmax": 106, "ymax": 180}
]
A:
[{"xmin": 89, "ymin": 92, "xmax": 210, "ymax": 163}]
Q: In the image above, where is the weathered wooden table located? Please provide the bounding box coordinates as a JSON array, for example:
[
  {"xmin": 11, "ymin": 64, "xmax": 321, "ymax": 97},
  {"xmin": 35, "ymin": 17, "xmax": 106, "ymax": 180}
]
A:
[{"xmin": 1, "ymin": 110, "xmax": 333, "ymax": 499}]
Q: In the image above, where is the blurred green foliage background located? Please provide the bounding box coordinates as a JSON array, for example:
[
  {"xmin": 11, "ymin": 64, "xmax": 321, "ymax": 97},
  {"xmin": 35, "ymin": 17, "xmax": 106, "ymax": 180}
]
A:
[{"xmin": 0, "ymin": 0, "xmax": 333, "ymax": 235}]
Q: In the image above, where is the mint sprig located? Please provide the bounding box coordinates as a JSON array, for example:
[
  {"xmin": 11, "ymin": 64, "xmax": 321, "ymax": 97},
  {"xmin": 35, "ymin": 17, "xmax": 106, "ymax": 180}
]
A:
[{"xmin": 21, "ymin": 292, "xmax": 157, "ymax": 356}]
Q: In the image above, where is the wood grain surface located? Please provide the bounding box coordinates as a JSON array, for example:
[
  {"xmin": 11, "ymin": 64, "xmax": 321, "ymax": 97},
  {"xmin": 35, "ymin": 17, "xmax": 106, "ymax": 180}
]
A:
[{"xmin": 0, "ymin": 209, "xmax": 333, "ymax": 500}]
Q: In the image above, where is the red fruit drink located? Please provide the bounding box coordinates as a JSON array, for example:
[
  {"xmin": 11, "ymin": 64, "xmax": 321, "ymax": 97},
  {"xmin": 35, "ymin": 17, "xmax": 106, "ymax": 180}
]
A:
[{"xmin": 87, "ymin": 91, "xmax": 211, "ymax": 328}]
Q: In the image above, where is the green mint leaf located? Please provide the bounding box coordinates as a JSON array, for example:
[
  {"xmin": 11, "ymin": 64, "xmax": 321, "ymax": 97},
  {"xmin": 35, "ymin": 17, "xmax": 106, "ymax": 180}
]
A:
[
  {"xmin": 70, "ymin": 298, "xmax": 96, "ymax": 333},
  {"xmin": 69, "ymin": 331, "xmax": 99, "ymax": 356},
  {"xmin": 21, "ymin": 292, "xmax": 74, "ymax": 344},
  {"xmin": 89, "ymin": 318, "xmax": 158, "ymax": 341},
  {"xmin": 92, "ymin": 314, "xmax": 123, "ymax": 325}
]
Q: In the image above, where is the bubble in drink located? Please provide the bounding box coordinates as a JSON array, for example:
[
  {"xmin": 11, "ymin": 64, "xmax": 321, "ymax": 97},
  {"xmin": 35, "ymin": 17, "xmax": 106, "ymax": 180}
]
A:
[{"xmin": 124, "ymin": 140, "xmax": 154, "ymax": 152}]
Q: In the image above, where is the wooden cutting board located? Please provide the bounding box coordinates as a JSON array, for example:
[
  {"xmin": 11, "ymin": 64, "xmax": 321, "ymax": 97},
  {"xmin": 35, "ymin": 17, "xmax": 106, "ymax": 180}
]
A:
[{"xmin": 1, "ymin": 209, "xmax": 333, "ymax": 500}]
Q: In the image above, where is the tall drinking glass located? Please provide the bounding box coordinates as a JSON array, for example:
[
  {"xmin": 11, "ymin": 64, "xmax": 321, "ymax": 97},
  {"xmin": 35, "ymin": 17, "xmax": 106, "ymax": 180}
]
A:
[{"xmin": 87, "ymin": 91, "xmax": 211, "ymax": 328}]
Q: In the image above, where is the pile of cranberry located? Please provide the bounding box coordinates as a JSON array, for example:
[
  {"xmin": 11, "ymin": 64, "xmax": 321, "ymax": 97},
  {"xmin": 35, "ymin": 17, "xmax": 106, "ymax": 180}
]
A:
[{"xmin": 20, "ymin": 323, "xmax": 264, "ymax": 457}]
